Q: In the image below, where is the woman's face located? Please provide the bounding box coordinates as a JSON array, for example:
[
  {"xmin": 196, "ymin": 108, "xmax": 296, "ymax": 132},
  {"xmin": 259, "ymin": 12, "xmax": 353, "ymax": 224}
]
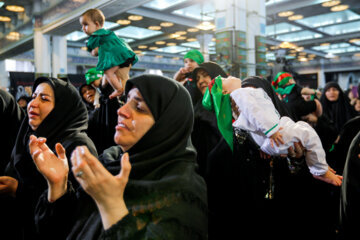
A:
[
  {"xmin": 196, "ymin": 69, "xmax": 212, "ymax": 95},
  {"xmin": 184, "ymin": 58, "xmax": 199, "ymax": 72},
  {"xmin": 27, "ymin": 82, "xmax": 55, "ymax": 130},
  {"xmin": 115, "ymin": 87, "xmax": 155, "ymax": 152},
  {"xmin": 81, "ymin": 85, "xmax": 96, "ymax": 104},
  {"xmin": 355, "ymin": 99, "xmax": 360, "ymax": 112},
  {"xmin": 325, "ymin": 87, "xmax": 340, "ymax": 102}
]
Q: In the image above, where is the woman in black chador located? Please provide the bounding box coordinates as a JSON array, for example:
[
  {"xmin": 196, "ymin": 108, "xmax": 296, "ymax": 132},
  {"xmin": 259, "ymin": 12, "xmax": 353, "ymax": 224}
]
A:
[
  {"xmin": 0, "ymin": 77, "xmax": 97, "ymax": 239},
  {"xmin": 320, "ymin": 82, "xmax": 357, "ymax": 134},
  {"xmin": 30, "ymin": 74, "xmax": 208, "ymax": 239}
]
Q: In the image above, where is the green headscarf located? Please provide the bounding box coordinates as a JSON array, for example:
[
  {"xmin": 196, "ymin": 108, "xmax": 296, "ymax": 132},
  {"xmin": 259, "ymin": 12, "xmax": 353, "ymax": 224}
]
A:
[
  {"xmin": 202, "ymin": 75, "xmax": 233, "ymax": 151},
  {"xmin": 85, "ymin": 68, "xmax": 104, "ymax": 85},
  {"xmin": 184, "ymin": 49, "xmax": 204, "ymax": 65}
]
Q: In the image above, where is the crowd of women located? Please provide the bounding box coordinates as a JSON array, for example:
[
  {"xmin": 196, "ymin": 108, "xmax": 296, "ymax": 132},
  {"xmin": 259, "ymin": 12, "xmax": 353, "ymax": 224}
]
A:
[{"xmin": 0, "ymin": 48, "xmax": 359, "ymax": 240}]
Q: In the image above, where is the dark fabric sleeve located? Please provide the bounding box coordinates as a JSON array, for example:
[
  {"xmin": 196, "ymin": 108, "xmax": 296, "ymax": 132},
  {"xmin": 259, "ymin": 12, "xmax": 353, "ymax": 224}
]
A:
[
  {"xmin": 34, "ymin": 181, "xmax": 77, "ymax": 240},
  {"xmin": 339, "ymin": 131, "xmax": 360, "ymax": 239},
  {"xmin": 100, "ymin": 204, "xmax": 207, "ymax": 240}
]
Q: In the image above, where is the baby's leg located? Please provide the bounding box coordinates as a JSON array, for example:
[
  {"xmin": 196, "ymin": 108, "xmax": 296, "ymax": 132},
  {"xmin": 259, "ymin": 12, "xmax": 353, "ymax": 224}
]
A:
[{"xmin": 104, "ymin": 66, "xmax": 123, "ymax": 99}]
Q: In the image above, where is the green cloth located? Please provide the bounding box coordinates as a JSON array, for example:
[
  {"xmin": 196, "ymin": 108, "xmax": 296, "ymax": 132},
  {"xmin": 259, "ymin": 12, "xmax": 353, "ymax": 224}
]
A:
[
  {"xmin": 202, "ymin": 75, "xmax": 233, "ymax": 151},
  {"xmin": 184, "ymin": 49, "xmax": 204, "ymax": 65},
  {"xmin": 85, "ymin": 68, "xmax": 103, "ymax": 85},
  {"xmin": 87, "ymin": 28, "xmax": 138, "ymax": 71},
  {"xmin": 272, "ymin": 72, "xmax": 293, "ymax": 88},
  {"xmin": 274, "ymin": 83, "xmax": 295, "ymax": 96}
]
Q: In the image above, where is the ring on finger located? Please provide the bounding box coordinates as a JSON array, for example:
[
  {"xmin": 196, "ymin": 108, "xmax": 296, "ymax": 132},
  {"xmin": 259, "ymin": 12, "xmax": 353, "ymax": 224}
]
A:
[{"xmin": 76, "ymin": 170, "xmax": 84, "ymax": 178}]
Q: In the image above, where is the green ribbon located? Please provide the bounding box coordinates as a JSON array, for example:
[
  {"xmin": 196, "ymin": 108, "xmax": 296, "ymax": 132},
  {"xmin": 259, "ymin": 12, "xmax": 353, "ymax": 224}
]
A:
[{"xmin": 202, "ymin": 76, "xmax": 233, "ymax": 152}]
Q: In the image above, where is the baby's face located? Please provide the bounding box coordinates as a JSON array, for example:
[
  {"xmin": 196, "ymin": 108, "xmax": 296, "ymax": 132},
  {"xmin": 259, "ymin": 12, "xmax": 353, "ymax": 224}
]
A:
[
  {"xmin": 80, "ymin": 15, "xmax": 100, "ymax": 35},
  {"xmin": 222, "ymin": 76, "xmax": 242, "ymax": 94}
]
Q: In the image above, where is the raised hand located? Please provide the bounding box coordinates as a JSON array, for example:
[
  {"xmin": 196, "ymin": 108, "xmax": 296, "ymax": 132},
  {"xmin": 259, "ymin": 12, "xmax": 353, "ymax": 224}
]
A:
[
  {"xmin": 71, "ymin": 146, "xmax": 131, "ymax": 229},
  {"xmin": 29, "ymin": 135, "xmax": 69, "ymax": 202}
]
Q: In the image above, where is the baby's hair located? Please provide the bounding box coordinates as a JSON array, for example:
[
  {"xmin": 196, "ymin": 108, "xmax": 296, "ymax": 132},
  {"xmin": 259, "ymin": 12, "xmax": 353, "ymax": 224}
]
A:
[{"xmin": 81, "ymin": 9, "xmax": 105, "ymax": 27}]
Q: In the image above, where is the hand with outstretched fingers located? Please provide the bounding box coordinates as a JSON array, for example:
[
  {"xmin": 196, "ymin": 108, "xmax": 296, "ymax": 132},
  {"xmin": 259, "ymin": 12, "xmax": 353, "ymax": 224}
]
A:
[
  {"xmin": 71, "ymin": 146, "xmax": 131, "ymax": 229},
  {"xmin": 29, "ymin": 135, "xmax": 68, "ymax": 202}
]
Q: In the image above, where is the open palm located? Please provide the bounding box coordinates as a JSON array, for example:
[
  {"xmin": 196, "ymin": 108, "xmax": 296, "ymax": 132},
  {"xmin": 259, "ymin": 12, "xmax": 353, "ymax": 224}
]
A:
[{"xmin": 29, "ymin": 135, "xmax": 69, "ymax": 185}]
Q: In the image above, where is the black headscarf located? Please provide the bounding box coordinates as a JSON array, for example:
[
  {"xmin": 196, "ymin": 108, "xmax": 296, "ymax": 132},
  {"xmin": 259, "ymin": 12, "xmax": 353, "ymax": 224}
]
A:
[
  {"xmin": 85, "ymin": 74, "xmax": 207, "ymax": 239},
  {"xmin": 320, "ymin": 82, "xmax": 357, "ymax": 133},
  {"xmin": 78, "ymin": 83, "xmax": 95, "ymax": 112},
  {"xmin": 103, "ymin": 74, "xmax": 198, "ymax": 178},
  {"xmin": 192, "ymin": 61, "xmax": 228, "ymax": 81},
  {"xmin": 242, "ymin": 76, "xmax": 296, "ymax": 120},
  {"xmin": 7, "ymin": 76, "xmax": 97, "ymax": 192},
  {"xmin": 5, "ymin": 77, "xmax": 97, "ymax": 238}
]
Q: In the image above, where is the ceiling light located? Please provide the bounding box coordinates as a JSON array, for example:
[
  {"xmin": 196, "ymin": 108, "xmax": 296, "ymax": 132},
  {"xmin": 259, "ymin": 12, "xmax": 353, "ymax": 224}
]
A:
[
  {"xmin": 134, "ymin": 50, "xmax": 142, "ymax": 54},
  {"xmin": 279, "ymin": 41, "xmax": 296, "ymax": 48},
  {"xmin": 6, "ymin": 31, "xmax": 20, "ymax": 40},
  {"xmin": 6, "ymin": 5, "xmax": 25, "ymax": 12},
  {"xmin": 170, "ymin": 33, "xmax": 180, "ymax": 38},
  {"xmin": 160, "ymin": 22, "xmax": 174, "ymax": 27},
  {"xmin": 138, "ymin": 45, "xmax": 148, "ymax": 49},
  {"xmin": 349, "ymin": 39, "xmax": 360, "ymax": 43},
  {"xmin": 167, "ymin": 42, "xmax": 176, "ymax": 46},
  {"xmin": 175, "ymin": 31, "xmax": 187, "ymax": 35},
  {"xmin": 176, "ymin": 36, "xmax": 186, "ymax": 40},
  {"xmin": 353, "ymin": 53, "xmax": 360, "ymax": 57},
  {"xmin": 81, "ymin": 46, "xmax": 87, "ymax": 51},
  {"xmin": 172, "ymin": 57, "xmax": 180, "ymax": 60},
  {"xmin": 299, "ymin": 52, "xmax": 307, "ymax": 55},
  {"xmin": 196, "ymin": 21, "xmax": 215, "ymax": 31},
  {"xmin": 288, "ymin": 15, "xmax": 303, "ymax": 21},
  {"xmin": 187, "ymin": 38, "xmax": 197, "ymax": 42},
  {"xmin": 149, "ymin": 46, "xmax": 158, "ymax": 50},
  {"xmin": 155, "ymin": 41, "xmax": 166, "ymax": 45},
  {"xmin": 128, "ymin": 15, "xmax": 143, "ymax": 21},
  {"xmin": 298, "ymin": 57, "xmax": 308, "ymax": 62},
  {"xmin": 187, "ymin": 28, "xmax": 199, "ymax": 32},
  {"xmin": 321, "ymin": 0, "xmax": 341, "ymax": 7},
  {"xmin": 278, "ymin": 11, "xmax": 294, "ymax": 17},
  {"xmin": 116, "ymin": 19, "xmax": 131, "ymax": 25},
  {"xmin": 148, "ymin": 26, "xmax": 161, "ymax": 31},
  {"xmin": 0, "ymin": 16, "xmax": 11, "ymax": 22},
  {"xmin": 331, "ymin": 5, "xmax": 349, "ymax": 12},
  {"xmin": 296, "ymin": 47, "xmax": 304, "ymax": 51},
  {"xmin": 308, "ymin": 54, "xmax": 316, "ymax": 58},
  {"xmin": 155, "ymin": 55, "xmax": 163, "ymax": 58},
  {"xmin": 320, "ymin": 42, "xmax": 330, "ymax": 46}
]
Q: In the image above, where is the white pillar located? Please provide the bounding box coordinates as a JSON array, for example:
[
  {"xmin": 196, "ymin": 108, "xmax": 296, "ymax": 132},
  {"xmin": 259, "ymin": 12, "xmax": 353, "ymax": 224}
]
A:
[
  {"xmin": 52, "ymin": 35, "xmax": 68, "ymax": 78},
  {"xmin": 34, "ymin": 29, "xmax": 51, "ymax": 77},
  {"xmin": 318, "ymin": 59, "xmax": 326, "ymax": 89},
  {"xmin": 246, "ymin": 0, "xmax": 266, "ymax": 76},
  {"xmin": 196, "ymin": 33, "xmax": 213, "ymax": 62},
  {"xmin": 0, "ymin": 60, "xmax": 8, "ymax": 88}
]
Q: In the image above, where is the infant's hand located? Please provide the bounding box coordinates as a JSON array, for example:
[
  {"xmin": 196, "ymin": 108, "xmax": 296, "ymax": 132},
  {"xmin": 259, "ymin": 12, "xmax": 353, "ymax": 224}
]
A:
[
  {"xmin": 313, "ymin": 169, "xmax": 343, "ymax": 187},
  {"xmin": 270, "ymin": 130, "xmax": 284, "ymax": 148},
  {"xmin": 222, "ymin": 76, "xmax": 242, "ymax": 94}
]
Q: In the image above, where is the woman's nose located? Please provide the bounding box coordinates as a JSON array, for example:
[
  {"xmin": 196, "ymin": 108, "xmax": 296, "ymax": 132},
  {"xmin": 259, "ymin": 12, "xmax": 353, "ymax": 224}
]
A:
[
  {"xmin": 28, "ymin": 98, "xmax": 38, "ymax": 108},
  {"xmin": 117, "ymin": 104, "xmax": 130, "ymax": 118}
]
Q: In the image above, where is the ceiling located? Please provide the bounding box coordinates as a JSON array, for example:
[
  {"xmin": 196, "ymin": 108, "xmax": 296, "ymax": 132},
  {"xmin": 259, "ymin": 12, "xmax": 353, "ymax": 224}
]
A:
[{"xmin": 0, "ymin": 0, "xmax": 360, "ymax": 66}]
